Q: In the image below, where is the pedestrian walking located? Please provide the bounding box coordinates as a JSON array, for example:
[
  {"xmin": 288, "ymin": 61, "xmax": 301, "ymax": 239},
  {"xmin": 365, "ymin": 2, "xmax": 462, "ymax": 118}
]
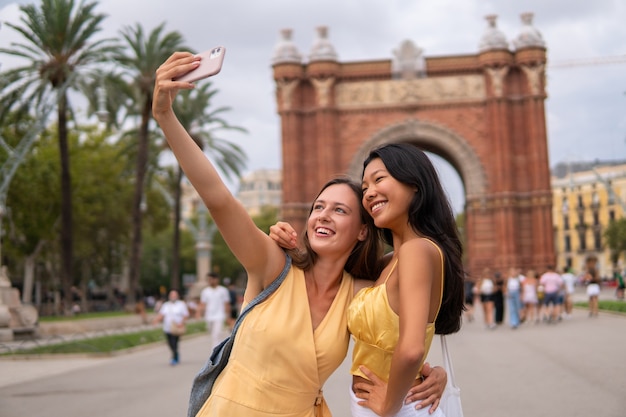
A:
[
  {"xmin": 477, "ymin": 268, "xmax": 496, "ymax": 329},
  {"xmin": 561, "ymin": 267, "xmax": 576, "ymax": 318},
  {"xmin": 505, "ymin": 268, "xmax": 523, "ymax": 329},
  {"xmin": 539, "ymin": 266, "xmax": 564, "ymax": 323},
  {"xmin": 584, "ymin": 266, "xmax": 601, "ymax": 317},
  {"xmin": 521, "ymin": 270, "xmax": 539, "ymax": 323},
  {"xmin": 199, "ymin": 272, "xmax": 230, "ymax": 349},
  {"xmin": 153, "ymin": 289, "xmax": 189, "ymax": 366},
  {"xmin": 493, "ymin": 271, "xmax": 505, "ymax": 325}
]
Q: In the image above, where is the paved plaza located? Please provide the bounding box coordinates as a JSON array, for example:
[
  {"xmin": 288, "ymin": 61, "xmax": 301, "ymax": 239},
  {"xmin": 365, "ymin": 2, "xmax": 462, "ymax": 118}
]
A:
[{"xmin": 1, "ymin": 286, "xmax": 625, "ymax": 417}]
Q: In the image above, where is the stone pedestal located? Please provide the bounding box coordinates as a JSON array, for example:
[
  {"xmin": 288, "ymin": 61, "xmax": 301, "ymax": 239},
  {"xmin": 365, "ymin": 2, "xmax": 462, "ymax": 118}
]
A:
[
  {"xmin": 0, "ymin": 266, "xmax": 14, "ymax": 341},
  {"xmin": 0, "ymin": 266, "xmax": 38, "ymax": 341}
]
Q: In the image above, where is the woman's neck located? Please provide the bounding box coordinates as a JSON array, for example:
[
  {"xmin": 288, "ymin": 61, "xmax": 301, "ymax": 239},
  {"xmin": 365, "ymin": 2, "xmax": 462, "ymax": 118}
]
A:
[
  {"xmin": 390, "ymin": 225, "xmax": 421, "ymax": 250},
  {"xmin": 308, "ymin": 259, "xmax": 344, "ymax": 293}
]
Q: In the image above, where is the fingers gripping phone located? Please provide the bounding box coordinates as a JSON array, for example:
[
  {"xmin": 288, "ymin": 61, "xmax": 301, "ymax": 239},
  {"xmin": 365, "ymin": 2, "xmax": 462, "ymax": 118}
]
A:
[{"xmin": 174, "ymin": 46, "xmax": 226, "ymax": 83}]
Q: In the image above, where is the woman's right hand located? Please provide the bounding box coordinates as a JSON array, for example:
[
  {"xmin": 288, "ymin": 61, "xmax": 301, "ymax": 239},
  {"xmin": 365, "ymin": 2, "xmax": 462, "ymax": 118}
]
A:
[
  {"xmin": 269, "ymin": 221, "xmax": 298, "ymax": 250},
  {"xmin": 153, "ymin": 52, "xmax": 201, "ymax": 118},
  {"xmin": 405, "ymin": 363, "xmax": 447, "ymax": 413}
]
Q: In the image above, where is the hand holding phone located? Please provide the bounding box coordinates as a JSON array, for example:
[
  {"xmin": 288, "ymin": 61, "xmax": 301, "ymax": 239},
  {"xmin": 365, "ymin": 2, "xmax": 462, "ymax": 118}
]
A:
[{"xmin": 174, "ymin": 46, "xmax": 226, "ymax": 83}]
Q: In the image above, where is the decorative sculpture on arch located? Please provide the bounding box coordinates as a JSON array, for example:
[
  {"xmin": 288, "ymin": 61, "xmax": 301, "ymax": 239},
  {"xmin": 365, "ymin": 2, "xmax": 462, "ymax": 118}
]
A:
[{"xmin": 392, "ymin": 40, "xmax": 426, "ymax": 79}]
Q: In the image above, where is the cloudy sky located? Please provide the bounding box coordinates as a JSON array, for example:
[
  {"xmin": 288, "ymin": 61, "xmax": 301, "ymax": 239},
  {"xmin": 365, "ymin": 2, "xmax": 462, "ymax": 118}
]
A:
[{"xmin": 1, "ymin": 0, "xmax": 625, "ymax": 212}]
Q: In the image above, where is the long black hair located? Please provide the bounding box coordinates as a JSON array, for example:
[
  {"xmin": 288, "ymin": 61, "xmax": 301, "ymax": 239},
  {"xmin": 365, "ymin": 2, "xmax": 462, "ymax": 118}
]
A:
[
  {"xmin": 289, "ymin": 177, "xmax": 384, "ymax": 281},
  {"xmin": 363, "ymin": 143, "xmax": 465, "ymax": 334}
]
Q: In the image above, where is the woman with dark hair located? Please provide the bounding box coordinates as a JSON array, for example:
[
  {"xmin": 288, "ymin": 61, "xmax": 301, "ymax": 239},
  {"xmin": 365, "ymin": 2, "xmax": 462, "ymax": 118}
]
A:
[
  {"xmin": 153, "ymin": 53, "xmax": 445, "ymax": 417},
  {"xmin": 349, "ymin": 143, "xmax": 465, "ymax": 417}
]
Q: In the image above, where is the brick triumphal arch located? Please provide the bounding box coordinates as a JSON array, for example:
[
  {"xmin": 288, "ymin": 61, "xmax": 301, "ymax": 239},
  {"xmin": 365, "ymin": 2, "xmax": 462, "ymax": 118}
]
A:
[{"xmin": 271, "ymin": 15, "xmax": 555, "ymax": 276}]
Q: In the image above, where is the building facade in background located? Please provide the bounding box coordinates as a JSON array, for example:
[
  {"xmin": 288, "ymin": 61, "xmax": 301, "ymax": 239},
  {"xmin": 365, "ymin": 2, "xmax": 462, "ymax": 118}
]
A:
[
  {"xmin": 236, "ymin": 169, "xmax": 282, "ymax": 216},
  {"xmin": 552, "ymin": 162, "xmax": 626, "ymax": 278}
]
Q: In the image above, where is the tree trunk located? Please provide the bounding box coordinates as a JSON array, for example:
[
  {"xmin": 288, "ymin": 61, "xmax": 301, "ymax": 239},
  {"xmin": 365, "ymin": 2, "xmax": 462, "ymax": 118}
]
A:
[
  {"xmin": 58, "ymin": 94, "xmax": 73, "ymax": 316},
  {"xmin": 171, "ymin": 166, "xmax": 183, "ymax": 291},
  {"xmin": 128, "ymin": 97, "xmax": 152, "ymax": 304},
  {"xmin": 21, "ymin": 240, "xmax": 44, "ymax": 304}
]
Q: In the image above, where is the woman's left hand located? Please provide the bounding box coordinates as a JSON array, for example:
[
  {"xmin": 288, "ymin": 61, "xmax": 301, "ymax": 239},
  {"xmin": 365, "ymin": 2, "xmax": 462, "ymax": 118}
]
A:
[
  {"xmin": 352, "ymin": 366, "xmax": 396, "ymax": 417},
  {"xmin": 153, "ymin": 52, "xmax": 200, "ymax": 118}
]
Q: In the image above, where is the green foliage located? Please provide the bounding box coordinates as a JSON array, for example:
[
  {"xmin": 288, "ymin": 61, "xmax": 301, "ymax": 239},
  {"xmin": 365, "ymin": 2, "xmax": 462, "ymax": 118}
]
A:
[
  {"xmin": 211, "ymin": 206, "xmax": 279, "ymax": 282},
  {"xmin": 3, "ymin": 120, "xmax": 59, "ymax": 259},
  {"xmin": 0, "ymin": 0, "xmax": 120, "ymax": 113},
  {"xmin": 604, "ymin": 218, "xmax": 626, "ymax": 264},
  {"xmin": 71, "ymin": 127, "xmax": 134, "ymax": 281},
  {"xmin": 0, "ymin": 6, "xmax": 249, "ymax": 308},
  {"xmin": 139, "ymin": 227, "xmax": 172, "ymax": 295},
  {"xmin": 574, "ymin": 299, "xmax": 626, "ymax": 314}
]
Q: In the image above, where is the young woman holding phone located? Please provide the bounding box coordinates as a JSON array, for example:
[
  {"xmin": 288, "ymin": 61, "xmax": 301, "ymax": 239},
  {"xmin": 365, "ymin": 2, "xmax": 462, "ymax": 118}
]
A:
[{"xmin": 153, "ymin": 52, "xmax": 446, "ymax": 417}]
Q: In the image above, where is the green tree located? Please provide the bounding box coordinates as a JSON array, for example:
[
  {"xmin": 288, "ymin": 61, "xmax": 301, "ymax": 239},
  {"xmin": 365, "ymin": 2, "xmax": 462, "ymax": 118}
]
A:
[
  {"xmin": 166, "ymin": 83, "xmax": 247, "ymax": 290},
  {"xmin": 0, "ymin": 0, "xmax": 119, "ymax": 313},
  {"xmin": 70, "ymin": 126, "xmax": 139, "ymax": 310},
  {"xmin": 211, "ymin": 206, "xmax": 278, "ymax": 285},
  {"xmin": 112, "ymin": 22, "xmax": 187, "ymax": 304},
  {"xmin": 605, "ymin": 218, "xmax": 626, "ymax": 266},
  {"xmin": 1, "ymin": 114, "xmax": 59, "ymax": 304}
]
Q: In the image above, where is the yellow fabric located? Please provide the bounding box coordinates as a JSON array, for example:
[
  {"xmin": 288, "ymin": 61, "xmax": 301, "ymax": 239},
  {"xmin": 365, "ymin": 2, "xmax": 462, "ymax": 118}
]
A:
[
  {"xmin": 196, "ymin": 265, "xmax": 354, "ymax": 417},
  {"xmin": 347, "ymin": 238, "xmax": 444, "ymax": 382}
]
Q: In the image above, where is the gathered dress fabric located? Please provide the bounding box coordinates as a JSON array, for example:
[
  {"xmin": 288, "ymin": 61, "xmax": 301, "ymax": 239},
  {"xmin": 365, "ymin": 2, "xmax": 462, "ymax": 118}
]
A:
[
  {"xmin": 347, "ymin": 238, "xmax": 445, "ymax": 416},
  {"xmin": 195, "ymin": 265, "xmax": 354, "ymax": 417}
]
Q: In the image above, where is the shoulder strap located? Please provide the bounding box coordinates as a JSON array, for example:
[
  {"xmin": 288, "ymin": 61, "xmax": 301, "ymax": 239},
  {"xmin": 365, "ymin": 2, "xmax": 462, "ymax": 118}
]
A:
[
  {"xmin": 230, "ymin": 252, "xmax": 292, "ymax": 334},
  {"xmin": 440, "ymin": 335, "xmax": 458, "ymax": 388},
  {"xmin": 383, "ymin": 258, "xmax": 399, "ymax": 284}
]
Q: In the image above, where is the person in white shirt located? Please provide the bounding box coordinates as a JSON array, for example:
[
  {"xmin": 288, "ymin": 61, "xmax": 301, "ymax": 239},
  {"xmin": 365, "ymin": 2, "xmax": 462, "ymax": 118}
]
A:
[
  {"xmin": 154, "ymin": 289, "xmax": 189, "ymax": 365},
  {"xmin": 200, "ymin": 272, "xmax": 231, "ymax": 349},
  {"xmin": 560, "ymin": 268, "xmax": 577, "ymax": 318}
]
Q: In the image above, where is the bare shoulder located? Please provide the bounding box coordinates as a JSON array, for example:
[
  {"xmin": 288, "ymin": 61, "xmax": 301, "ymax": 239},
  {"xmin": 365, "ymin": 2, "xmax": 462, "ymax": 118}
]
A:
[{"xmin": 397, "ymin": 237, "xmax": 441, "ymax": 262}]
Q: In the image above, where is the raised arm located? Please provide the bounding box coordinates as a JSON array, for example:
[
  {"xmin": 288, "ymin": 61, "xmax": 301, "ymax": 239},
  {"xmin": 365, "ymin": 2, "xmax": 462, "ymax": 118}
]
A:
[{"xmin": 152, "ymin": 52, "xmax": 285, "ymax": 295}]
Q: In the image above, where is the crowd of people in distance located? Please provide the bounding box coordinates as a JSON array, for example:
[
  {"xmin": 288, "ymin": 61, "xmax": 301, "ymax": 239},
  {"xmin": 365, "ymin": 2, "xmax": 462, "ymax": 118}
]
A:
[{"xmin": 463, "ymin": 264, "xmax": 624, "ymax": 329}]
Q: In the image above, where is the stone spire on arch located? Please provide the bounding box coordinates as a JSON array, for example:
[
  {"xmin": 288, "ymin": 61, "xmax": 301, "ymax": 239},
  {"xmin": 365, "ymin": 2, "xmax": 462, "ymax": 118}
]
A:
[
  {"xmin": 479, "ymin": 14, "xmax": 509, "ymax": 52},
  {"xmin": 272, "ymin": 28, "xmax": 303, "ymax": 65},
  {"xmin": 309, "ymin": 26, "xmax": 338, "ymax": 62},
  {"xmin": 512, "ymin": 12, "xmax": 546, "ymax": 50}
]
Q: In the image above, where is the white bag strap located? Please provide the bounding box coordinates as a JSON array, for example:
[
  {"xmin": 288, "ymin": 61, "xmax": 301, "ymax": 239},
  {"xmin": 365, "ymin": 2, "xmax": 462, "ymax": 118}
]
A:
[{"xmin": 440, "ymin": 335, "xmax": 458, "ymax": 388}]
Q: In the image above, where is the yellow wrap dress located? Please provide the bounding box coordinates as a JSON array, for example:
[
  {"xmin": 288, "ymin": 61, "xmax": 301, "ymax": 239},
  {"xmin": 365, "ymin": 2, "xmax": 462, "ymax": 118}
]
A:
[{"xmin": 196, "ymin": 265, "xmax": 354, "ymax": 417}]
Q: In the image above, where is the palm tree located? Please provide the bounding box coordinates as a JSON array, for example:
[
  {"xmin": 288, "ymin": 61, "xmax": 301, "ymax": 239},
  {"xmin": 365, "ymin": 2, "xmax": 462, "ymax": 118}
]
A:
[
  {"xmin": 167, "ymin": 83, "xmax": 247, "ymax": 289},
  {"xmin": 0, "ymin": 0, "xmax": 119, "ymax": 314},
  {"xmin": 113, "ymin": 22, "xmax": 188, "ymax": 304}
]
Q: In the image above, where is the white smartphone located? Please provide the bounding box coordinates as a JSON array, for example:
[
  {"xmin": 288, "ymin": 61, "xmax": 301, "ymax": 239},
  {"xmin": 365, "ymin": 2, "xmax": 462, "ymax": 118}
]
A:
[{"xmin": 174, "ymin": 46, "xmax": 226, "ymax": 82}]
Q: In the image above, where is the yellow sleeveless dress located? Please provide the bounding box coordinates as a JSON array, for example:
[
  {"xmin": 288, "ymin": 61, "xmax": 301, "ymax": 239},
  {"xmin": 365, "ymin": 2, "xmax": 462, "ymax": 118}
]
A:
[
  {"xmin": 196, "ymin": 265, "xmax": 354, "ymax": 417},
  {"xmin": 347, "ymin": 238, "xmax": 444, "ymax": 382}
]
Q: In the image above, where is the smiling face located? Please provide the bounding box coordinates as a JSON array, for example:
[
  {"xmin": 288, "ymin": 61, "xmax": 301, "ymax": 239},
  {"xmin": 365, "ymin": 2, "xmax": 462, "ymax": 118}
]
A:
[
  {"xmin": 361, "ymin": 157, "xmax": 416, "ymax": 231},
  {"xmin": 306, "ymin": 183, "xmax": 368, "ymax": 257}
]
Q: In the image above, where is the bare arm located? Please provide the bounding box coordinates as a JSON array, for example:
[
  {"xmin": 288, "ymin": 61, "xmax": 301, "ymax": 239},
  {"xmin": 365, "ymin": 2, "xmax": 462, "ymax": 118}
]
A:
[
  {"xmin": 153, "ymin": 52, "xmax": 286, "ymax": 296},
  {"xmin": 380, "ymin": 240, "xmax": 436, "ymax": 416}
]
